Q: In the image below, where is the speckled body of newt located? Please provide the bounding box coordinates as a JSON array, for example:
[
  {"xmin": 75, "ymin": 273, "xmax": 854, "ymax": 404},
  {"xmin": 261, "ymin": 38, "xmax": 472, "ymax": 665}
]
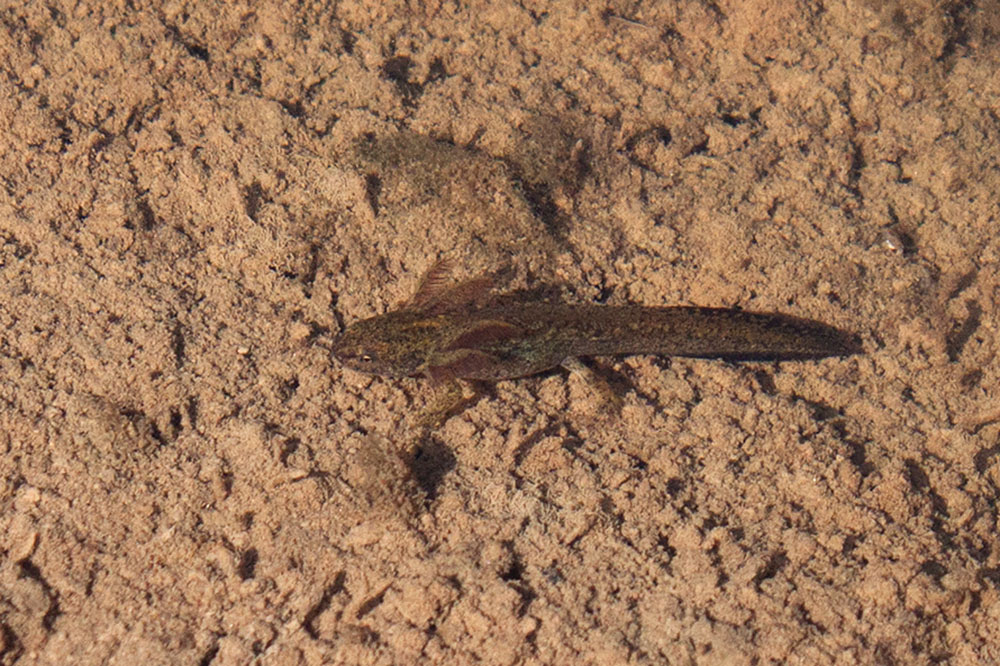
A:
[{"xmin": 332, "ymin": 261, "xmax": 861, "ymax": 382}]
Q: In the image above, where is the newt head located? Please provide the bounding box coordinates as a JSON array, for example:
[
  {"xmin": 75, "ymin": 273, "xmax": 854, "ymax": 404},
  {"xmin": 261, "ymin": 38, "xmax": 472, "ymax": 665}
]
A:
[
  {"xmin": 332, "ymin": 260, "xmax": 499, "ymax": 379},
  {"xmin": 331, "ymin": 310, "xmax": 444, "ymax": 379}
]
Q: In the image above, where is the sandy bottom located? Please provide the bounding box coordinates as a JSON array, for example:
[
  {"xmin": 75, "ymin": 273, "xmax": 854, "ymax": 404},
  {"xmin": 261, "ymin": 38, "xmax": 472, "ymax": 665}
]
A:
[{"xmin": 2, "ymin": 1, "xmax": 1000, "ymax": 664}]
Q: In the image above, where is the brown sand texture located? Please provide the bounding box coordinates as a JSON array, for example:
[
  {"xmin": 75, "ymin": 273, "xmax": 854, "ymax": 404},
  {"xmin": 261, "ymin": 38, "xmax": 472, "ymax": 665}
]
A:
[{"xmin": 3, "ymin": 1, "xmax": 1000, "ymax": 664}]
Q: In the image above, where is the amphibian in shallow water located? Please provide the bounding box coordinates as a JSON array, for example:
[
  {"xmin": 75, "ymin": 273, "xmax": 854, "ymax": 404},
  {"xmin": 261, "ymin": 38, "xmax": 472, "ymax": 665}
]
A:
[{"xmin": 332, "ymin": 260, "xmax": 861, "ymax": 383}]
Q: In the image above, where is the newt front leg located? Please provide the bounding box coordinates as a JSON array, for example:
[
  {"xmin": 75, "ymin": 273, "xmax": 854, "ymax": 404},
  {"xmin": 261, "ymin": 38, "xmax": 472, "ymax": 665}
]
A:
[{"xmin": 417, "ymin": 379, "xmax": 482, "ymax": 429}]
